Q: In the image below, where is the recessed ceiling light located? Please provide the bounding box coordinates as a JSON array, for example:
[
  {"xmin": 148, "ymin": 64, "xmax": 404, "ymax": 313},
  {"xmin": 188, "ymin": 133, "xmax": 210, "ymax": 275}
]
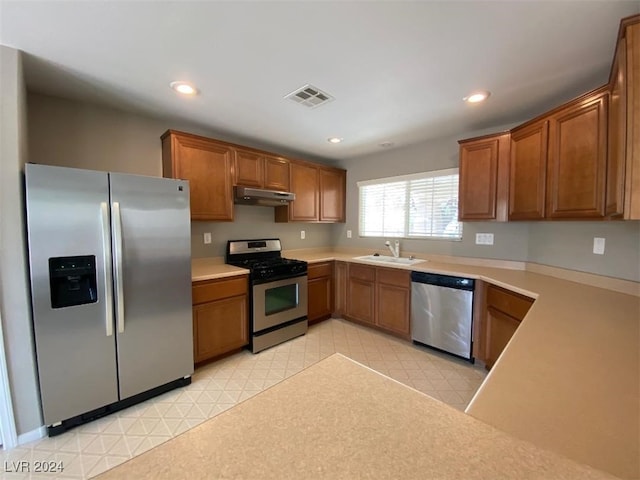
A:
[
  {"xmin": 328, "ymin": 137, "xmax": 343, "ymax": 144},
  {"xmin": 170, "ymin": 81, "xmax": 198, "ymax": 95},
  {"xmin": 464, "ymin": 91, "xmax": 491, "ymax": 103}
]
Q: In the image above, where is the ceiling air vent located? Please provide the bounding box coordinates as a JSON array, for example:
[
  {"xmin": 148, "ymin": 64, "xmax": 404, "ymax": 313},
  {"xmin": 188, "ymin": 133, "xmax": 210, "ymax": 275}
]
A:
[{"xmin": 284, "ymin": 84, "xmax": 334, "ymax": 108}]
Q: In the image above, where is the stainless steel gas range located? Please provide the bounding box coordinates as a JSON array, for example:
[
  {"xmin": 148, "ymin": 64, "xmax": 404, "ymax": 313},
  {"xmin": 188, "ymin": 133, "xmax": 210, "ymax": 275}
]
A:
[{"xmin": 226, "ymin": 239, "xmax": 308, "ymax": 353}]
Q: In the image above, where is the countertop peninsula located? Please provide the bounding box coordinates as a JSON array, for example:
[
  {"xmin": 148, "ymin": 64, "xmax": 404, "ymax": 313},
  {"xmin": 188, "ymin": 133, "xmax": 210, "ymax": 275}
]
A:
[{"xmin": 190, "ymin": 249, "xmax": 640, "ymax": 478}]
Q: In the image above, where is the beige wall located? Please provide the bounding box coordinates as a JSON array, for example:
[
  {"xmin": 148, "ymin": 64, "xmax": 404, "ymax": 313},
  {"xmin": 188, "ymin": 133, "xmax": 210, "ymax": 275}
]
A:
[{"xmin": 0, "ymin": 46, "xmax": 42, "ymax": 436}]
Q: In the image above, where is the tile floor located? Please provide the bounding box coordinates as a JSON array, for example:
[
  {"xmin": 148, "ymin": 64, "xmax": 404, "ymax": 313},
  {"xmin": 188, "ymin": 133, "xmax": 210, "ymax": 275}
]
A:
[{"xmin": 1, "ymin": 318, "xmax": 487, "ymax": 479}]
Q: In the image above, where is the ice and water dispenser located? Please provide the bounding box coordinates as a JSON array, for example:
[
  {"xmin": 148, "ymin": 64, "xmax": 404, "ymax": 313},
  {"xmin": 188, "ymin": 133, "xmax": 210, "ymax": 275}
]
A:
[{"xmin": 48, "ymin": 255, "xmax": 97, "ymax": 308}]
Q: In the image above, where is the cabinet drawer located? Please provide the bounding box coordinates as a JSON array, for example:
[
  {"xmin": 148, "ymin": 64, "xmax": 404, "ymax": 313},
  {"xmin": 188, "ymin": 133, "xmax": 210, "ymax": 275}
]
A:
[
  {"xmin": 192, "ymin": 276, "xmax": 248, "ymax": 305},
  {"xmin": 486, "ymin": 285, "xmax": 533, "ymax": 320},
  {"xmin": 349, "ymin": 264, "xmax": 375, "ymax": 282},
  {"xmin": 376, "ymin": 267, "xmax": 410, "ymax": 288},
  {"xmin": 308, "ymin": 262, "xmax": 333, "ymax": 280}
]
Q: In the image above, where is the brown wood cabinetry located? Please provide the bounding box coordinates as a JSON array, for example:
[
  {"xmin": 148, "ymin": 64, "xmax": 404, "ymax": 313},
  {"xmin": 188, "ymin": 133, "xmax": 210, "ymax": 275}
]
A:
[
  {"xmin": 275, "ymin": 162, "xmax": 346, "ymax": 223},
  {"xmin": 608, "ymin": 17, "xmax": 640, "ymax": 220},
  {"xmin": 343, "ymin": 264, "xmax": 410, "ymax": 339},
  {"xmin": 346, "ymin": 264, "xmax": 376, "ymax": 325},
  {"xmin": 458, "ymin": 132, "xmax": 510, "ymax": 221},
  {"xmin": 333, "ymin": 261, "xmax": 348, "ymax": 317},
  {"xmin": 547, "ymin": 88, "xmax": 608, "ymax": 219},
  {"xmin": 162, "ymin": 130, "xmax": 234, "ymax": 221},
  {"xmin": 307, "ymin": 262, "xmax": 334, "ymax": 323},
  {"xmin": 375, "ymin": 268, "xmax": 411, "ymax": 337},
  {"xmin": 234, "ymin": 148, "xmax": 290, "ymax": 191},
  {"xmin": 319, "ymin": 167, "xmax": 346, "ymax": 222},
  {"xmin": 192, "ymin": 275, "xmax": 249, "ymax": 363},
  {"xmin": 484, "ymin": 285, "xmax": 533, "ymax": 370},
  {"xmin": 508, "ymin": 120, "xmax": 549, "ymax": 220}
]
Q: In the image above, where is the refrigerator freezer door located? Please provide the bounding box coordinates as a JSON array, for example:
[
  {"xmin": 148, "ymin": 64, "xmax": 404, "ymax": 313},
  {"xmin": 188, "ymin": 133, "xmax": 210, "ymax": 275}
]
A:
[
  {"xmin": 109, "ymin": 173, "xmax": 193, "ymax": 399},
  {"xmin": 25, "ymin": 164, "xmax": 119, "ymax": 425}
]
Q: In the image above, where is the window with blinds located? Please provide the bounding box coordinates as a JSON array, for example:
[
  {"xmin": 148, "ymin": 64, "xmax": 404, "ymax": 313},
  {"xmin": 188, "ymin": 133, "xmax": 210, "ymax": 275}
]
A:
[{"xmin": 358, "ymin": 169, "xmax": 462, "ymax": 239}]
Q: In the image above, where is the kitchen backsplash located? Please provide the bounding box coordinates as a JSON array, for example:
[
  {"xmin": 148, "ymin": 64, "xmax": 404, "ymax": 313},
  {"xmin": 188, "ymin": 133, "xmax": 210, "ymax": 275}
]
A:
[{"xmin": 191, "ymin": 205, "xmax": 333, "ymax": 258}]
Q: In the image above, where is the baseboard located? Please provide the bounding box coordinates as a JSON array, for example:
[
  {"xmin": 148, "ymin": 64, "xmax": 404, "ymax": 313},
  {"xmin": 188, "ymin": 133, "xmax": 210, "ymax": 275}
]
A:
[{"xmin": 18, "ymin": 426, "xmax": 45, "ymax": 445}]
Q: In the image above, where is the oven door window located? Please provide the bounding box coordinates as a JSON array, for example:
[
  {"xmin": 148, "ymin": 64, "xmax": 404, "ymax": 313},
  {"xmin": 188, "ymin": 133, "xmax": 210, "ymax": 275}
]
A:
[{"xmin": 265, "ymin": 283, "xmax": 298, "ymax": 316}]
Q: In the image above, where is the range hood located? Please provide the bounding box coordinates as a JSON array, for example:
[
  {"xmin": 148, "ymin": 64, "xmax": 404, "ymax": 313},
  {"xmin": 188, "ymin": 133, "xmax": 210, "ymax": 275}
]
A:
[{"xmin": 234, "ymin": 186, "xmax": 295, "ymax": 206}]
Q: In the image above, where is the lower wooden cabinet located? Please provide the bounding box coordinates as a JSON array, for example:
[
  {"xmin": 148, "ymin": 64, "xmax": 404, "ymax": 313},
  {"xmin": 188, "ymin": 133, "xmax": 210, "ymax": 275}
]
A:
[
  {"xmin": 307, "ymin": 262, "xmax": 333, "ymax": 323},
  {"xmin": 342, "ymin": 264, "xmax": 410, "ymax": 339},
  {"xmin": 333, "ymin": 261, "xmax": 348, "ymax": 317},
  {"xmin": 192, "ymin": 275, "xmax": 248, "ymax": 363},
  {"xmin": 483, "ymin": 285, "xmax": 533, "ymax": 369}
]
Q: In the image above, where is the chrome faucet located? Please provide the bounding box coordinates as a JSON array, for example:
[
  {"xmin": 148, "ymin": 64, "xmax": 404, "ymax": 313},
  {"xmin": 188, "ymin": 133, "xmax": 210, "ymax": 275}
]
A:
[{"xmin": 385, "ymin": 240, "xmax": 400, "ymax": 258}]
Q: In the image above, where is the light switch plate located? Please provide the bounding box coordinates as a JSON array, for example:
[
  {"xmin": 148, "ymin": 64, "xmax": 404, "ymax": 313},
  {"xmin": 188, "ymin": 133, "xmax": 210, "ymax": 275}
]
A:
[
  {"xmin": 475, "ymin": 233, "xmax": 494, "ymax": 245},
  {"xmin": 203, "ymin": 232, "xmax": 212, "ymax": 244},
  {"xmin": 593, "ymin": 237, "xmax": 605, "ymax": 255},
  {"xmin": 300, "ymin": 230, "xmax": 306, "ymax": 240},
  {"xmin": 347, "ymin": 230, "xmax": 352, "ymax": 238}
]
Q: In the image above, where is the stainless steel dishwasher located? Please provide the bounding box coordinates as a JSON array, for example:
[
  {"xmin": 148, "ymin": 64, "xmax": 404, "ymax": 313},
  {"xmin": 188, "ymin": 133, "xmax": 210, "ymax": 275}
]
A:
[{"xmin": 410, "ymin": 272, "xmax": 475, "ymax": 361}]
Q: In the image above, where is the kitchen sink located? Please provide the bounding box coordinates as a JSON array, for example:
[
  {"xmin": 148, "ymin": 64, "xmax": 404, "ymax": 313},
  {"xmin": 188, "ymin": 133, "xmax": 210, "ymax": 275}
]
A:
[{"xmin": 353, "ymin": 255, "xmax": 426, "ymax": 265}]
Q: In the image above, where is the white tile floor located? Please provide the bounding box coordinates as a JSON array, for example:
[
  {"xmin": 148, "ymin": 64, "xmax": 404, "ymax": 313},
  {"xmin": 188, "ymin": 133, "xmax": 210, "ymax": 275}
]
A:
[{"xmin": 1, "ymin": 318, "xmax": 487, "ymax": 479}]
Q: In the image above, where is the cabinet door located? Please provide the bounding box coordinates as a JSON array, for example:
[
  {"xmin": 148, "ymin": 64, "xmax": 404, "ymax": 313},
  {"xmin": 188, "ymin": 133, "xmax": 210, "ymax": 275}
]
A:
[
  {"xmin": 193, "ymin": 295, "xmax": 248, "ymax": 363},
  {"xmin": 234, "ymin": 149, "xmax": 264, "ymax": 188},
  {"xmin": 623, "ymin": 21, "xmax": 640, "ymax": 220},
  {"xmin": 264, "ymin": 156, "xmax": 290, "ymax": 191},
  {"xmin": 346, "ymin": 267, "xmax": 375, "ymax": 325},
  {"xmin": 167, "ymin": 133, "xmax": 234, "ymax": 221},
  {"xmin": 459, "ymin": 134, "xmax": 509, "ymax": 221},
  {"xmin": 484, "ymin": 307, "xmax": 520, "ymax": 370},
  {"xmin": 308, "ymin": 277, "xmax": 333, "ymax": 323},
  {"xmin": 607, "ymin": 39, "xmax": 627, "ymax": 217},
  {"xmin": 289, "ymin": 162, "xmax": 319, "ymax": 221},
  {"xmin": 334, "ymin": 261, "xmax": 348, "ymax": 317},
  {"xmin": 319, "ymin": 167, "xmax": 346, "ymax": 222},
  {"xmin": 547, "ymin": 90, "xmax": 608, "ymax": 218},
  {"xmin": 376, "ymin": 283, "xmax": 410, "ymax": 337},
  {"xmin": 509, "ymin": 121, "xmax": 549, "ymax": 220}
]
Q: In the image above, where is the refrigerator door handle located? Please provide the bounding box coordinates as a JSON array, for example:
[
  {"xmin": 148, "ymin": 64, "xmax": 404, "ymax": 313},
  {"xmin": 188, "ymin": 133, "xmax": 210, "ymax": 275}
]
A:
[
  {"xmin": 112, "ymin": 201, "xmax": 125, "ymax": 333},
  {"xmin": 100, "ymin": 202, "xmax": 114, "ymax": 337}
]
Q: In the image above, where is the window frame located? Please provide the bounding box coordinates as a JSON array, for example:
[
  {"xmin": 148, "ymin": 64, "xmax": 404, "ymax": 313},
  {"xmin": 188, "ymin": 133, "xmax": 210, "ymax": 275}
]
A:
[{"xmin": 357, "ymin": 168, "xmax": 462, "ymax": 241}]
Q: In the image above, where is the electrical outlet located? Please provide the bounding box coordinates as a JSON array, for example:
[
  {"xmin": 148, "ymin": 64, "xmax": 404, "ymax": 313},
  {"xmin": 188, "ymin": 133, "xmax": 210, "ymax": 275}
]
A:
[
  {"xmin": 475, "ymin": 233, "xmax": 494, "ymax": 245},
  {"xmin": 300, "ymin": 230, "xmax": 306, "ymax": 240},
  {"xmin": 347, "ymin": 230, "xmax": 352, "ymax": 238},
  {"xmin": 593, "ymin": 237, "xmax": 605, "ymax": 255},
  {"xmin": 203, "ymin": 232, "xmax": 212, "ymax": 244}
]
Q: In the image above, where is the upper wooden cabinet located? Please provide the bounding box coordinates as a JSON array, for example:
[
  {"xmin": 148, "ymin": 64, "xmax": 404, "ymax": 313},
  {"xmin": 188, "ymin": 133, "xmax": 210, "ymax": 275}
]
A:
[
  {"xmin": 509, "ymin": 120, "xmax": 549, "ymax": 220},
  {"xmin": 275, "ymin": 161, "xmax": 346, "ymax": 223},
  {"xmin": 319, "ymin": 167, "xmax": 346, "ymax": 222},
  {"xmin": 547, "ymin": 88, "xmax": 608, "ymax": 219},
  {"xmin": 234, "ymin": 148, "xmax": 290, "ymax": 191},
  {"xmin": 162, "ymin": 130, "xmax": 234, "ymax": 221},
  {"xmin": 264, "ymin": 156, "xmax": 290, "ymax": 191},
  {"xmin": 458, "ymin": 132, "xmax": 510, "ymax": 221},
  {"xmin": 458, "ymin": 15, "xmax": 640, "ymax": 222},
  {"xmin": 608, "ymin": 16, "xmax": 640, "ymax": 220}
]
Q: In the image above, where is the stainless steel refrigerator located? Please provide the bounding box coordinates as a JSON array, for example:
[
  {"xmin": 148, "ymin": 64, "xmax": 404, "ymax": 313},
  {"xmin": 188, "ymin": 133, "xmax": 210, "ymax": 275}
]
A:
[{"xmin": 25, "ymin": 163, "xmax": 193, "ymax": 435}]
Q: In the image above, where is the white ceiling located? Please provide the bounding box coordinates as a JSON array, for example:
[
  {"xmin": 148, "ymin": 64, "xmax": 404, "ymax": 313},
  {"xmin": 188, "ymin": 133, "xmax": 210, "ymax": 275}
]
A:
[{"xmin": 1, "ymin": 1, "xmax": 638, "ymax": 161}]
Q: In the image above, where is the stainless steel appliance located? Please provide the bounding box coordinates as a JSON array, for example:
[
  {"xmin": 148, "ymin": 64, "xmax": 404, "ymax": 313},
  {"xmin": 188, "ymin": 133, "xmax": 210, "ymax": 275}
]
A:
[
  {"xmin": 410, "ymin": 271, "xmax": 475, "ymax": 361},
  {"xmin": 225, "ymin": 239, "xmax": 307, "ymax": 353},
  {"xmin": 234, "ymin": 186, "xmax": 295, "ymax": 206},
  {"xmin": 25, "ymin": 163, "xmax": 193, "ymax": 435}
]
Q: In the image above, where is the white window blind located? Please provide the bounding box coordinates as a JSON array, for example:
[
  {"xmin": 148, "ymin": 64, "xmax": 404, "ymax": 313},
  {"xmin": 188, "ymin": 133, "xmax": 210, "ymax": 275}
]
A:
[{"xmin": 358, "ymin": 169, "xmax": 462, "ymax": 239}]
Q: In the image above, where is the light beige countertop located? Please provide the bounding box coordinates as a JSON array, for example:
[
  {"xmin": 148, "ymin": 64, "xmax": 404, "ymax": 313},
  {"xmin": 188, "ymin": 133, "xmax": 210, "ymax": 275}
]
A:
[
  {"xmin": 191, "ymin": 249, "xmax": 639, "ymax": 478},
  {"xmin": 191, "ymin": 257, "xmax": 249, "ymax": 282},
  {"xmin": 97, "ymin": 354, "xmax": 617, "ymax": 480}
]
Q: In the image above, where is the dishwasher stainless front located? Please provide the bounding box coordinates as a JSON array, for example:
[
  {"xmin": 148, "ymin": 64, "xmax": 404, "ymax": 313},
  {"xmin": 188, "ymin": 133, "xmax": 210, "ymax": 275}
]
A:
[{"xmin": 410, "ymin": 272, "xmax": 475, "ymax": 361}]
